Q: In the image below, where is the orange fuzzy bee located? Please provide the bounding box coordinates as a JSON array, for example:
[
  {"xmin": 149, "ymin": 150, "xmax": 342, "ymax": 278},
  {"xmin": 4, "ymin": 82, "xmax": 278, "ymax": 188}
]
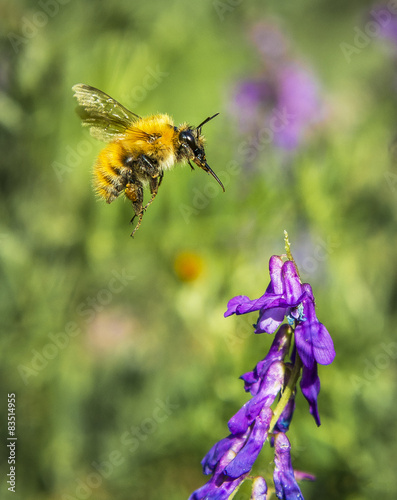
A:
[{"xmin": 72, "ymin": 84, "xmax": 224, "ymax": 237}]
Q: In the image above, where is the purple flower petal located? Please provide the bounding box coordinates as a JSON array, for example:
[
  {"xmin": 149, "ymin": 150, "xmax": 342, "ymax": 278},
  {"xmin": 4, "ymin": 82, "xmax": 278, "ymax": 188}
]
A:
[
  {"xmin": 273, "ymin": 63, "xmax": 324, "ymax": 151},
  {"xmin": 255, "ymin": 306, "xmax": 287, "ymax": 334},
  {"xmin": 192, "ymin": 434, "xmax": 251, "ymax": 500},
  {"xmin": 370, "ymin": 6, "xmax": 397, "ymax": 45},
  {"xmin": 273, "ymin": 433, "xmax": 304, "ymax": 500},
  {"xmin": 240, "ymin": 370, "xmax": 259, "ymax": 393},
  {"xmin": 311, "ymin": 322, "xmax": 335, "ymax": 365},
  {"xmin": 235, "ymin": 80, "xmax": 269, "ymax": 109},
  {"xmin": 224, "ymin": 257, "xmax": 284, "ymax": 318},
  {"xmin": 268, "ymin": 255, "xmax": 284, "ymax": 294},
  {"xmin": 294, "ymin": 470, "xmax": 316, "ymax": 482},
  {"xmin": 225, "ymin": 291, "xmax": 291, "ymax": 318},
  {"xmin": 224, "ymin": 295, "xmax": 252, "ymax": 317},
  {"xmin": 241, "ymin": 325, "xmax": 291, "ymax": 395},
  {"xmin": 201, "ymin": 432, "xmax": 248, "ymax": 474},
  {"xmin": 201, "ymin": 434, "xmax": 244, "ymax": 475},
  {"xmin": 294, "ymin": 322, "xmax": 316, "ymax": 369},
  {"xmin": 224, "ymin": 257, "xmax": 308, "ymax": 335},
  {"xmin": 225, "ymin": 408, "xmax": 272, "ymax": 478},
  {"xmin": 237, "ymin": 293, "xmax": 286, "ymax": 315},
  {"xmin": 228, "ymin": 362, "xmax": 284, "ymax": 435},
  {"xmin": 295, "ymin": 285, "xmax": 335, "ymax": 367},
  {"xmin": 251, "ymin": 476, "xmax": 268, "ymax": 500},
  {"xmin": 300, "ymin": 363, "xmax": 321, "ymax": 426},
  {"xmin": 189, "ymin": 472, "xmax": 247, "ymax": 500},
  {"xmin": 281, "ymin": 261, "xmax": 304, "ymax": 304}
]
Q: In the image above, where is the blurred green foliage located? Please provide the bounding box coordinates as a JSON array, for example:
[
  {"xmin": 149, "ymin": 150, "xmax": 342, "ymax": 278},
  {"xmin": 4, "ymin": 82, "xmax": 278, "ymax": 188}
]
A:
[{"xmin": 1, "ymin": 0, "xmax": 397, "ymax": 499}]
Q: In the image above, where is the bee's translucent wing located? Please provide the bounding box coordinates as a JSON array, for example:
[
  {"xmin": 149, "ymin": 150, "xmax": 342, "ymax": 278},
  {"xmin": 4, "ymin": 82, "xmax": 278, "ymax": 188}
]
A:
[{"xmin": 72, "ymin": 84, "xmax": 140, "ymax": 142}]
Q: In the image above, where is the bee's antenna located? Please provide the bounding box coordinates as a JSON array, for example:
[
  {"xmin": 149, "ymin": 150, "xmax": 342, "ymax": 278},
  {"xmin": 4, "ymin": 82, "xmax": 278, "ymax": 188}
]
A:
[{"xmin": 197, "ymin": 113, "xmax": 219, "ymax": 133}]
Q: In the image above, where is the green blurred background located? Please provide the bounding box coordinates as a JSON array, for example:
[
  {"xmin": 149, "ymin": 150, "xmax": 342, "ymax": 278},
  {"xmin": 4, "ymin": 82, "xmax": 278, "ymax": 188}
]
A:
[{"xmin": 1, "ymin": 1, "xmax": 397, "ymax": 499}]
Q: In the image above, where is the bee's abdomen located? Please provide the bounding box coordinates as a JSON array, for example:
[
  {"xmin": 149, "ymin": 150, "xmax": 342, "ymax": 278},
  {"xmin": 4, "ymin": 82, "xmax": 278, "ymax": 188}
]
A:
[{"xmin": 93, "ymin": 144, "xmax": 129, "ymax": 203}]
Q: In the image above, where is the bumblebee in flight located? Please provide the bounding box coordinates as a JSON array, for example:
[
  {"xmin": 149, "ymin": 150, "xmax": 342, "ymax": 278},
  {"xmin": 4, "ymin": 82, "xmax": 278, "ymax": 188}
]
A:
[{"xmin": 72, "ymin": 84, "xmax": 224, "ymax": 237}]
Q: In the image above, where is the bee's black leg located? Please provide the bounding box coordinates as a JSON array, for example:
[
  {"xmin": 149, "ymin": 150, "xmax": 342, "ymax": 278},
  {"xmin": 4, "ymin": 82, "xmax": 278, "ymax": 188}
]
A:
[
  {"xmin": 158, "ymin": 170, "xmax": 164, "ymax": 187},
  {"xmin": 123, "ymin": 156, "xmax": 163, "ymax": 236},
  {"xmin": 139, "ymin": 156, "xmax": 163, "ymax": 212},
  {"xmin": 143, "ymin": 175, "xmax": 163, "ymax": 212},
  {"xmin": 124, "ymin": 180, "xmax": 145, "ymax": 237},
  {"xmin": 130, "ymin": 212, "xmax": 145, "ymax": 238}
]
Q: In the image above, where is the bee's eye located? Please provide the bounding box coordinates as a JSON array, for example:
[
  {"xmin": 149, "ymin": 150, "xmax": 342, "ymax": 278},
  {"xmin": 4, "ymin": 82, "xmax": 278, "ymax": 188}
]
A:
[{"xmin": 179, "ymin": 130, "xmax": 196, "ymax": 150}]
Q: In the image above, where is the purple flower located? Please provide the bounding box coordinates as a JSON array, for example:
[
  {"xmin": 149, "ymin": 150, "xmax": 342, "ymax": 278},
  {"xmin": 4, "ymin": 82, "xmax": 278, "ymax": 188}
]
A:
[
  {"xmin": 251, "ymin": 476, "xmax": 268, "ymax": 500},
  {"xmin": 224, "ymin": 255, "xmax": 335, "ymax": 427},
  {"xmin": 294, "ymin": 284, "xmax": 335, "ymax": 368},
  {"xmin": 190, "ymin": 410, "xmax": 273, "ymax": 500},
  {"xmin": 250, "ymin": 22, "xmax": 290, "ymax": 63},
  {"xmin": 225, "ymin": 407, "xmax": 273, "ymax": 478},
  {"xmin": 233, "ymin": 80, "xmax": 275, "ymax": 133},
  {"xmin": 240, "ymin": 324, "xmax": 291, "ymax": 396},
  {"xmin": 273, "ymin": 63, "xmax": 323, "ymax": 150},
  {"xmin": 231, "ymin": 21, "xmax": 325, "ymax": 152},
  {"xmin": 201, "ymin": 432, "xmax": 249, "ymax": 476},
  {"xmin": 190, "ymin": 240, "xmax": 334, "ymax": 500},
  {"xmin": 190, "ymin": 462, "xmax": 247, "ymax": 500},
  {"xmin": 191, "ymin": 431, "xmax": 249, "ymax": 500},
  {"xmin": 190, "ymin": 342, "xmax": 285, "ymax": 499},
  {"xmin": 369, "ymin": 5, "xmax": 397, "ymax": 45},
  {"xmin": 273, "ymin": 433, "xmax": 304, "ymax": 500},
  {"xmin": 225, "ymin": 257, "xmax": 335, "ymax": 371},
  {"xmin": 228, "ymin": 362, "xmax": 284, "ymax": 435},
  {"xmin": 225, "ymin": 257, "xmax": 306, "ymax": 335},
  {"xmin": 300, "ymin": 362, "xmax": 321, "ymax": 426}
]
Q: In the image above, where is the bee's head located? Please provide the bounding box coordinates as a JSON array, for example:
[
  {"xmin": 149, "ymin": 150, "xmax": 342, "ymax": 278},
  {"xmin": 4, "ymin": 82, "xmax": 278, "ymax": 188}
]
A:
[{"xmin": 177, "ymin": 113, "xmax": 224, "ymax": 192}]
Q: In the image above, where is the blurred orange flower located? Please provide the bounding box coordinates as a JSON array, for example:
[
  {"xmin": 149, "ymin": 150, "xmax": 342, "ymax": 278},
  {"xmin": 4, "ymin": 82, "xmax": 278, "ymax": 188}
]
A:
[{"xmin": 173, "ymin": 251, "xmax": 205, "ymax": 282}]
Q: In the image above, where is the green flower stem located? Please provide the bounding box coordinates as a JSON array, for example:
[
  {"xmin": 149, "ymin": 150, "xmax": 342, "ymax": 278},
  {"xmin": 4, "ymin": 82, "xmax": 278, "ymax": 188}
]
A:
[{"xmin": 269, "ymin": 352, "xmax": 302, "ymax": 434}]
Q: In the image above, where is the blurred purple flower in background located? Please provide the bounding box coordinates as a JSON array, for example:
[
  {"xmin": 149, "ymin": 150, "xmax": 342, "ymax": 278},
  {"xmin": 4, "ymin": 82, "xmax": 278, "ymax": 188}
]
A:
[
  {"xmin": 370, "ymin": 4, "xmax": 397, "ymax": 45},
  {"xmin": 231, "ymin": 22, "xmax": 326, "ymax": 154},
  {"xmin": 189, "ymin": 235, "xmax": 334, "ymax": 499}
]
